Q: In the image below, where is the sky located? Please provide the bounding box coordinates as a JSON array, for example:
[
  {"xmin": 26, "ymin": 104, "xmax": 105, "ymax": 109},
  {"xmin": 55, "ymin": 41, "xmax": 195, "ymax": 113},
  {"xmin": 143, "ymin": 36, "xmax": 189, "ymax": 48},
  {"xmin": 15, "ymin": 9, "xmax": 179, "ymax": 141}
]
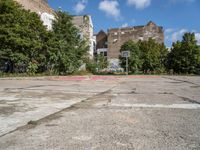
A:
[{"xmin": 48, "ymin": 0, "xmax": 200, "ymax": 47}]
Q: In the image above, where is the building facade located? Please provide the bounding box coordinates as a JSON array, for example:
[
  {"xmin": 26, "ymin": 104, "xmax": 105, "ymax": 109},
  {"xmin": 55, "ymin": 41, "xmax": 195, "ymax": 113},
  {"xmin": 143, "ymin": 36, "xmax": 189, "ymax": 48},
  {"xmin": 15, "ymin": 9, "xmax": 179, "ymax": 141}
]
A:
[
  {"xmin": 72, "ymin": 15, "xmax": 95, "ymax": 58},
  {"xmin": 14, "ymin": 0, "xmax": 95, "ymax": 58},
  {"xmin": 95, "ymin": 30, "xmax": 108, "ymax": 57},
  {"xmin": 106, "ymin": 21, "xmax": 164, "ymax": 69},
  {"xmin": 15, "ymin": 0, "xmax": 55, "ymax": 30}
]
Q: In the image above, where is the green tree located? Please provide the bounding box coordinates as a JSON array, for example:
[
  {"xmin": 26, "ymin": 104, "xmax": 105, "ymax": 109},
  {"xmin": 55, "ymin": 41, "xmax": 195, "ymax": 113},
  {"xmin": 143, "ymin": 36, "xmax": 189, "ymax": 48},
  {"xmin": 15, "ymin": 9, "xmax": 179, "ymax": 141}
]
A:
[
  {"xmin": 120, "ymin": 41, "xmax": 141, "ymax": 73},
  {"xmin": 139, "ymin": 38, "xmax": 168, "ymax": 73},
  {"xmin": 86, "ymin": 54, "xmax": 108, "ymax": 74},
  {"xmin": 49, "ymin": 11, "xmax": 89, "ymax": 74},
  {"xmin": 0, "ymin": 0, "xmax": 49, "ymax": 73},
  {"xmin": 96, "ymin": 54, "xmax": 108, "ymax": 70},
  {"xmin": 167, "ymin": 32, "xmax": 200, "ymax": 74}
]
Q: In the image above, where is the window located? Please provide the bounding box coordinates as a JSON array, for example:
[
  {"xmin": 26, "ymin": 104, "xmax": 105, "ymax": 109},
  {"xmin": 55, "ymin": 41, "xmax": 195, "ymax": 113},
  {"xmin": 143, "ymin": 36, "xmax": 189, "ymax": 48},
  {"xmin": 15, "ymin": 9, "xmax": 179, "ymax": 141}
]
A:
[{"xmin": 113, "ymin": 39, "xmax": 118, "ymax": 43}]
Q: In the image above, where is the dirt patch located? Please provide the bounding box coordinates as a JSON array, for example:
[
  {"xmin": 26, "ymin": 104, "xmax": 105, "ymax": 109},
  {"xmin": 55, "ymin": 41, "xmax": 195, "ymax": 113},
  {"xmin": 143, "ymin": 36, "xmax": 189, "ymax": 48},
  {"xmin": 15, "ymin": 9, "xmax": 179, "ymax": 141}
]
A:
[{"xmin": 0, "ymin": 106, "xmax": 16, "ymax": 115}]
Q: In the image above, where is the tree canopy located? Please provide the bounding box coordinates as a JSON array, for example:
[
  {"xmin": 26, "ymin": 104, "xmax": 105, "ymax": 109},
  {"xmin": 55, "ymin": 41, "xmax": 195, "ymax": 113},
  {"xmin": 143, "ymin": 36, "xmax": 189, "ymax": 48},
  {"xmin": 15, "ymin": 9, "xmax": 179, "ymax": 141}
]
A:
[
  {"xmin": 0, "ymin": 0, "xmax": 89, "ymax": 75},
  {"xmin": 1, "ymin": 0, "xmax": 200, "ymax": 75},
  {"xmin": 167, "ymin": 33, "xmax": 200, "ymax": 74},
  {"xmin": 47, "ymin": 11, "xmax": 88, "ymax": 74},
  {"xmin": 120, "ymin": 40, "xmax": 141, "ymax": 73},
  {"xmin": 119, "ymin": 39, "xmax": 168, "ymax": 74},
  {"xmin": 0, "ymin": 0, "xmax": 49, "ymax": 74},
  {"xmin": 139, "ymin": 38, "xmax": 168, "ymax": 73}
]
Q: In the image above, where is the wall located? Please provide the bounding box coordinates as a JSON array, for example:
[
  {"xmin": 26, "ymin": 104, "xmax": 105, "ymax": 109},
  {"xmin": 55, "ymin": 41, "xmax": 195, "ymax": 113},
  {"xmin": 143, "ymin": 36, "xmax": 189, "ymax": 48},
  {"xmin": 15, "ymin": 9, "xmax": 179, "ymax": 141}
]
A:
[
  {"xmin": 72, "ymin": 15, "xmax": 95, "ymax": 58},
  {"xmin": 15, "ymin": 0, "xmax": 54, "ymax": 30},
  {"xmin": 15, "ymin": 1, "xmax": 95, "ymax": 57},
  {"xmin": 15, "ymin": 0, "xmax": 53, "ymax": 14},
  {"xmin": 96, "ymin": 30, "xmax": 108, "ymax": 50},
  {"xmin": 107, "ymin": 21, "xmax": 164, "ymax": 60}
]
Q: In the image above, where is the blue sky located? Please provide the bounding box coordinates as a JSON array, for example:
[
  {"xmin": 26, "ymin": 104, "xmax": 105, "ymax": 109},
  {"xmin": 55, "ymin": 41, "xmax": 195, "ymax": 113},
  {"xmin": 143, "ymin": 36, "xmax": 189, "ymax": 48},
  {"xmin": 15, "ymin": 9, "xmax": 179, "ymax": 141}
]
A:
[{"xmin": 48, "ymin": 0, "xmax": 200, "ymax": 47}]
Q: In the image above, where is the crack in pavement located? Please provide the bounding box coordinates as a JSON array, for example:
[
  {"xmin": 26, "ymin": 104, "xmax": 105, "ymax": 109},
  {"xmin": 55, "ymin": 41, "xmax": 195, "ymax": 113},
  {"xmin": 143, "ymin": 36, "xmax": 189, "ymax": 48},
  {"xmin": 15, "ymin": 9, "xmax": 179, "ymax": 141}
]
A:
[
  {"xmin": 180, "ymin": 97, "xmax": 200, "ymax": 105},
  {"xmin": 0, "ymin": 83, "xmax": 119, "ymax": 138},
  {"xmin": 162, "ymin": 76, "xmax": 200, "ymax": 86}
]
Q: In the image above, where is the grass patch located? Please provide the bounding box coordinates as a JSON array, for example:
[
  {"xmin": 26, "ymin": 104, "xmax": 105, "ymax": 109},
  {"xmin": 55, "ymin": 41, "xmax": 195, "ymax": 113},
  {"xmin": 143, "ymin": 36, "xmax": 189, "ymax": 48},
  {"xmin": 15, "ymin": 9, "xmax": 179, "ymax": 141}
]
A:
[{"xmin": 72, "ymin": 70, "xmax": 93, "ymax": 76}]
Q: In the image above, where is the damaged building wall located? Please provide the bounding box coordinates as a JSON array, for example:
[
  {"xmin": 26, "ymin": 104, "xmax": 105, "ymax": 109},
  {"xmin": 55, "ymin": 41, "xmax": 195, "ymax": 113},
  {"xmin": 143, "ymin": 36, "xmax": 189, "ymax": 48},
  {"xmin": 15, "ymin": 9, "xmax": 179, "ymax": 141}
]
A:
[
  {"xmin": 14, "ymin": 0, "xmax": 55, "ymax": 30},
  {"xmin": 14, "ymin": 1, "xmax": 95, "ymax": 58},
  {"xmin": 107, "ymin": 21, "xmax": 164, "ymax": 69},
  {"xmin": 14, "ymin": 0, "xmax": 54, "ymax": 14},
  {"xmin": 95, "ymin": 30, "xmax": 108, "ymax": 56},
  {"xmin": 96, "ymin": 30, "xmax": 108, "ymax": 50},
  {"xmin": 72, "ymin": 15, "xmax": 95, "ymax": 58}
]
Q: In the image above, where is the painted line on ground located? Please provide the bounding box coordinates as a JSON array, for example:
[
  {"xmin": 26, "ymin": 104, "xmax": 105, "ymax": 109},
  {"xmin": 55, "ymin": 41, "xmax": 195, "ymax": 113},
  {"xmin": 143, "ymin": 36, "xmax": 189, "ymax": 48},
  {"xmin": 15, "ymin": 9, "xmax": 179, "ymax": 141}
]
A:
[{"xmin": 110, "ymin": 103, "xmax": 200, "ymax": 109}]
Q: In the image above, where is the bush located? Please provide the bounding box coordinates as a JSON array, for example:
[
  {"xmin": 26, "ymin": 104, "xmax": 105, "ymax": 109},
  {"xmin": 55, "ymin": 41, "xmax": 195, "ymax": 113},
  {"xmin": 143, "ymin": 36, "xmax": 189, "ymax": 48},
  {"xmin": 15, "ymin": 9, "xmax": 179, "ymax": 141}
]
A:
[
  {"xmin": 27, "ymin": 62, "xmax": 38, "ymax": 75},
  {"xmin": 86, "ymin": 59, "xmax": 98, "ymax": 74}
]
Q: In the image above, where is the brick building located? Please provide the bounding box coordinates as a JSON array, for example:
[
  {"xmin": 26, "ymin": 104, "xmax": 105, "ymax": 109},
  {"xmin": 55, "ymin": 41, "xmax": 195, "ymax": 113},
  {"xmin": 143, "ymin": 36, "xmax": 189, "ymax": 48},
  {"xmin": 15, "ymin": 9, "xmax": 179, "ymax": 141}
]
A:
[
  {"xmin": 72, "ymin": 15, "xmax": 95, "ymax": 58},
  {"xmin": 14, "ymin": 0, "xmax": 55, "ymax": 30},
  {"xmin": 105, "ymin": 21, "xmax": 164, "ymax": 69},
  {"xmin": 14, "ymin": 0, "xmax": 95, "ymax": 58},
  {"xmin": 14, "ymin": 0, "xmax": 53, "ymax": 14},
  {"xmin": 107, "ymin": 21, "xmax": 164, "ymax": 60},
  {"xmin": 95, "ymin": 30, "xmax": 108, "ymax": 57}
]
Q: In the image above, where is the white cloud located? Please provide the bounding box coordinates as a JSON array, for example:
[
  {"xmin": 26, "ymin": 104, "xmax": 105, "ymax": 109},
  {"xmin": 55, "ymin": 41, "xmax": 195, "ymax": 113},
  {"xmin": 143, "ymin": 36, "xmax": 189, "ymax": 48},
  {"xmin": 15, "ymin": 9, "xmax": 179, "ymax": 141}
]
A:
[
  {"xmin": 171, "ymin": 29, "xmax": 188, "ymax": 42},
  {"xmin": 121, "ymin": 23, "xmax": 128, "ymax": 28},
  {"xmin": 166, "ymin": 29, "xmax": 200, "ymax": 45},
  {"xmin": 165, "ymin": 28, "xmax": 174, "ymax": 33},
  {"xmin": 127, "ymin": 0, "xmax": 151, "ymax": 9},
  {"xmin": 99, "ymin": 0, "xmax": 121, "ymax": 20},
  {"xmin": 195, "ymin": 33, "xmax": 200, "ymax": 44},
  {"xmin": 74, "ymin": 0, "xmax": 88, "ymax": 14}
]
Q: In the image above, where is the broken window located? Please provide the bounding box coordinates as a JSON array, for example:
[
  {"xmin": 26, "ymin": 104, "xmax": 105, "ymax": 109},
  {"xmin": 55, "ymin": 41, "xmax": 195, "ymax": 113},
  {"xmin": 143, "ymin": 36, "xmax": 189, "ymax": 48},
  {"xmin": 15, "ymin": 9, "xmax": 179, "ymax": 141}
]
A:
[{"xmin": 113, "ymin": 39, "xmax": 118, "ymax": 43}]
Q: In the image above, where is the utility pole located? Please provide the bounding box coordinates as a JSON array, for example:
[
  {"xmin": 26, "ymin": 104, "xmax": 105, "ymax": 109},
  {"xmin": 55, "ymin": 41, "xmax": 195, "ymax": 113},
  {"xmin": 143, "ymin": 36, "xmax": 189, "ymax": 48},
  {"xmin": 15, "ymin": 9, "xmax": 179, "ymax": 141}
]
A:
[{"xmin": 126, "ymin": 56, "xmax": 128, "ymax": 75}]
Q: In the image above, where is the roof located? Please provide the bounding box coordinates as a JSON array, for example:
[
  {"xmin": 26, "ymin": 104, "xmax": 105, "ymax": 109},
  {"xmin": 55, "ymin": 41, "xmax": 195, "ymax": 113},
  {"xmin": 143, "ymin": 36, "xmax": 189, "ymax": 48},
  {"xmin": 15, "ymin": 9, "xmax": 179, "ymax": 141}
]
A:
[
  {"xmin": 108, "ymin": 21, "xmax": 163, "ymax": 32},
  {"xmin": 97, "ymin": 30, "xmax": 107, "ymax": 35}
]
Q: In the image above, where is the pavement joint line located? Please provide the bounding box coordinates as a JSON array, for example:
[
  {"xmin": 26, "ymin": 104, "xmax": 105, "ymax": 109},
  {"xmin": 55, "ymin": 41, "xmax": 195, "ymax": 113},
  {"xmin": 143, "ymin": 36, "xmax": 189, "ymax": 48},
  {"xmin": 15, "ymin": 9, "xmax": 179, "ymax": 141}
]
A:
[
  {"xmin": 0, "ymin": 98, "xmax": 90, "ymax": 137},
  {"xmin": 0, "ymin": 84, "xmax": 118, "ymax": 138},
  {"xmin": 3, "ymin": 89, "xmax": 100, "ymax": 95}
]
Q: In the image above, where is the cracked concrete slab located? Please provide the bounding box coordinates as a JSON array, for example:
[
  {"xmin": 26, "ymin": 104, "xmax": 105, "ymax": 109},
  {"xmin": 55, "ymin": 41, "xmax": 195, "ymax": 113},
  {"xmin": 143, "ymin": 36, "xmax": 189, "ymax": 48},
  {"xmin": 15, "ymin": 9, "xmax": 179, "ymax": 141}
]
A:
[
  {"xmin": 0, "ymin": 75, "xmax": 200, "ymax": 150},
  {"xmin": 0, "ymin": 79, "xmax": 117, "ymax": 137}
]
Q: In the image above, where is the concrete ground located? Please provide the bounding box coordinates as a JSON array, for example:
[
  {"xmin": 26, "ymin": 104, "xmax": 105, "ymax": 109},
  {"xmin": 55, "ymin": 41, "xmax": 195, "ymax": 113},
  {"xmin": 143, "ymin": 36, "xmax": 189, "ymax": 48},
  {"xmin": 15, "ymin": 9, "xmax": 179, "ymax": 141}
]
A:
[{"xmin": 0, "ymin": 75, "xmax": 200, "ymax": 150}]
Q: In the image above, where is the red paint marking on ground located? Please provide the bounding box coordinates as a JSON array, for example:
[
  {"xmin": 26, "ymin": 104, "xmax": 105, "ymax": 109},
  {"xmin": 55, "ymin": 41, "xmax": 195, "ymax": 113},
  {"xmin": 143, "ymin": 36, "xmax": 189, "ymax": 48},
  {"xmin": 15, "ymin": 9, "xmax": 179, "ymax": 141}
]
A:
[
  {"xmin": 47, "ymin": 75, "xmax": 160, "ymax": 81},
  {"xmin": 127, "ymin": 75, "xmax": 160, "ymax": 78},
  {"xmin": 47, "ymin": 76, "xmax": 87, "ymax": 81},
  {"xmin": 48, "ymin": 76, "xmax": 119, "ymax": 81},
  {"xmin": 90, "ymin": 76, "xmax": 119, "ymax": 81}
]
